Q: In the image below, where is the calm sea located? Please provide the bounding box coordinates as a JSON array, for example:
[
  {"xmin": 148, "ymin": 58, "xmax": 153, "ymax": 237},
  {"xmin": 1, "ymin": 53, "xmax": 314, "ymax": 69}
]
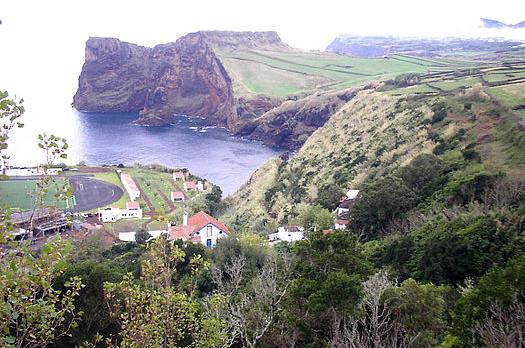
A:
[{"xmin": 7, "ymin": 107, "xmax": 281, "ymax": 196}]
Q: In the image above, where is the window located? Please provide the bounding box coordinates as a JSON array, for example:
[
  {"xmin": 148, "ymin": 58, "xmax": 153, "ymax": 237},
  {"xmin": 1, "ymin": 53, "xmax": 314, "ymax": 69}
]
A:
[
  {"xmin": 206, "ymin": 239, "xmax": 212, "ymax": 248},
  {"xmin": 207, "ymin": 224, "xmax": 212, "ymax": 237}
]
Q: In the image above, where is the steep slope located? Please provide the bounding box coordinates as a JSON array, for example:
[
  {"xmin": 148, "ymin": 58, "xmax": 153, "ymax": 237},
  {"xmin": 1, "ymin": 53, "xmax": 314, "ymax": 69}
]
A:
[
  {"xmin": 221, "ymin": 86, "xmax": 525, "ymax": 233},
  {"xmin": 235, "ymin": 88, "xmax": 360, "ymax": 149}
]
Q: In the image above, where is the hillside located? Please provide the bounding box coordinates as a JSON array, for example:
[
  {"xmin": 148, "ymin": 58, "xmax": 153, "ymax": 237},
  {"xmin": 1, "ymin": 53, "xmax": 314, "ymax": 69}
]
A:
[
  {"xmin": 221, "ymin": 80, "xmax": 525, "ymax": 233},
  {"xmin": 73, "ymin": 31, "xmax": 494, "ymax": 150}
]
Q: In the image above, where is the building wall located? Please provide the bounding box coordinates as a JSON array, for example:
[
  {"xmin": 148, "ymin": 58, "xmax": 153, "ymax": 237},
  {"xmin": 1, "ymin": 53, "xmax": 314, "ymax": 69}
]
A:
[{"xmin": 194, "ymin": 223, "xmax": 227, "ymax": 248}]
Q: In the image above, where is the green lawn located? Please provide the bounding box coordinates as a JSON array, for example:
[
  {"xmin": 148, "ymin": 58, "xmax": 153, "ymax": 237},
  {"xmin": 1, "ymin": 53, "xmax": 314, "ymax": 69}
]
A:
[{"xmin": 0, "ymin": 179, "xmax": 73, "ymax": 210}]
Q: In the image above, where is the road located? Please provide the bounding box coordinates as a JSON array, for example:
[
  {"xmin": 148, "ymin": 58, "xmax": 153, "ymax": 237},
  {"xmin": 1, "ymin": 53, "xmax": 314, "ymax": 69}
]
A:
[{"xmin": 69, "ymin": 176, "xmax": 123, "ymax": 212}]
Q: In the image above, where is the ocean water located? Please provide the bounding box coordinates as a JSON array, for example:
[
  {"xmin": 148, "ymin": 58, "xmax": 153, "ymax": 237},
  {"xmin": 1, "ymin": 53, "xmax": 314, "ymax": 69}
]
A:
[{"xmin": 7, "ymin": 107, "xmax": 282, "ymax": 196}]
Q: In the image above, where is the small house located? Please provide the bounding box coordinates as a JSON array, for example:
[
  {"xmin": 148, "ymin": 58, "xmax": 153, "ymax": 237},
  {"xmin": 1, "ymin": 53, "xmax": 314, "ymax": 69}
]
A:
[
  {"xmin": 168, "ymin": 211, "xmax": 229, "ymax": 248},
  {"xmin": 184, "ymin": 181, "xmax": 196, "ymax": 192},
  {"xmin": 98, "ymin": 202, "xmax": 143, "ymax": 223},
  {"xmin": 173, "ymin": 171, "xmax": 185, "ymax": 181},
  {"xmin": 171, "ymin": 191, "xmax": 185, "ymax": 202},
  {"xmin": 268, "ymin": 225, "xmax": 305, "ymax": 244}
]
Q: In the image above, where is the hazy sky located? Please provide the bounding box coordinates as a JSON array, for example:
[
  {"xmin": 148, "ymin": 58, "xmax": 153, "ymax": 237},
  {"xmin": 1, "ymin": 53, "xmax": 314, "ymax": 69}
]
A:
[
  {"xmin": 1, "ymin": 0, "xmax": 524, "ymax": 99},
  {"xmin": 0, "ymin": 0, "xmax": 523, "ymax": 165}
]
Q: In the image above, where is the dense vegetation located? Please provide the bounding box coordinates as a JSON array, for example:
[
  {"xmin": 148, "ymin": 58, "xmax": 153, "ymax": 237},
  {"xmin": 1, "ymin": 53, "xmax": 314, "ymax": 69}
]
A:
[{"xmin": 1, "ymin": 55, "xmax": 524, "ymax": 346}]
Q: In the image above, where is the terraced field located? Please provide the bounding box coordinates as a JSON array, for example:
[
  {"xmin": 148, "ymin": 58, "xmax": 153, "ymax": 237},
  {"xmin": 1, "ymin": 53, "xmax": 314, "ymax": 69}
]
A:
[{"xmin": 216, "ymin": 49, "xmax": 478, "ymax": 97}]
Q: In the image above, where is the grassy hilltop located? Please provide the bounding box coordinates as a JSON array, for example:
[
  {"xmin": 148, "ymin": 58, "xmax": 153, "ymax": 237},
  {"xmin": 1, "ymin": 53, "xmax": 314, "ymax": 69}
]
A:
[{"xmin": 221, "ymin": 66, "xmax": 525, "ymax": 233}]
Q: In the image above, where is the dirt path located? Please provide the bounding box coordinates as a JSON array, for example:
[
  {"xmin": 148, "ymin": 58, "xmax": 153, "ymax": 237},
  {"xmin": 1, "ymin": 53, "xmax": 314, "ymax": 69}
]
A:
[
  {"xmin": 134, "ymin": 181, "xmax": 156, "ymax": 214},
  {"xmin": 155, "ymin": 185, "xmax": 176, "ymax": 213}
]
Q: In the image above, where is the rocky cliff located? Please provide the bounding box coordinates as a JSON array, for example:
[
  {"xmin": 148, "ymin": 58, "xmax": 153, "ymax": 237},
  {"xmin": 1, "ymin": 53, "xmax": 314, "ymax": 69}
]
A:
[
  {"xmin": 74, "ymin": 32, "xmax": 287, "ymax": 127},
  {"xmin": 235, "ymin": 89, "xmax": 359, "ymax": 149},
  {"xmin": 73, "ymin": 31, "xmax": 359, "ymax": 149}
]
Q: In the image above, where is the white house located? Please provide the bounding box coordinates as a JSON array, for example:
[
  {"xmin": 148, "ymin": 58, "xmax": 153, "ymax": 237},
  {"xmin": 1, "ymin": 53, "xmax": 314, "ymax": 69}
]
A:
[
  {"xmin": 197, "ymin": 180, "xmax": 204, "ymax": 191},
  {"xmin": 168, "ymin": 211, "xmax": 229, "ymax": 248},
  {"xmin": 98, "ymin": 202, "xmax": 143, "ymax": 223},
  {"xmin": 120, "ymin": 172, "xmax": 140, "ymax": 200},
  {"xmin": 268, "ymin": 225, "xmax": 305, "ymax": 244},
  {"xmin": 171, "ymin": 191, "xmax": 185, "ymax": 202},
  {"xmin": 184, "ymin": 181, "xmax": 196, "ymax": 192},
  {"xmin": 173, "ymin": 171, "xmax": 185, "ymax": 181},
  {"xmin": 333, "ymin": 189, "xmax": 360, "ymax": 230}
]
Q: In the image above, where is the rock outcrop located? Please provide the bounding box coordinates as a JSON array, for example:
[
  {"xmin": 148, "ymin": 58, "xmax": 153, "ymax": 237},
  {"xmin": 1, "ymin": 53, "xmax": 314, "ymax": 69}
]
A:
[
  {"xmin": 235, "ymin": 89, "xmax": 359, "ymax": 150},
  {"xmin": 73, "ymin": 31, "xmax": 288, "ymax": 128},
  {"xmin": 73, "ymin": 31, "xmax": 358, "ymax": 150}
]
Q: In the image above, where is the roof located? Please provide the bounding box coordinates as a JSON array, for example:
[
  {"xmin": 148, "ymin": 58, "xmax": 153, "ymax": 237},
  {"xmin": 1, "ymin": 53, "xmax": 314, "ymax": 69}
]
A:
[
  {"xmin": 188, "ymin": 211, "xmax": 229, "ymax": 233},
  {"xmin": 121, "ymin": 173, "xmax": 140, "ymax": 193},
  {"xmin": 168, "ymin": 225, "xmax": 195, "ymax": 241},
  {"xmin": 346, "ymin": 189, "xmax": 360, "ymax": 200},
  {"xmin": 173, "ymin": 171, "xmax": 185, "ymax": 178},
  {"xmin": 126, "ymin": 202, "xmax": 140, "ymax": 210},
  {"xmin": 80, "ymin": 222, "xmax": 96, "ymax": 230},
  {"xmin": 185, "ymin": 181, "xmax": 196, "ymax": 189},
  {"xmin": 171, "ymin": 191, "xmax": 185, "ymax": 199},
  {"xmin": 335, "ymin": 219, "xmax": 349, "ymax": 225},
  {"xmin": 323, "ymin": 229, "xmax": 334, "ymax": 235}
]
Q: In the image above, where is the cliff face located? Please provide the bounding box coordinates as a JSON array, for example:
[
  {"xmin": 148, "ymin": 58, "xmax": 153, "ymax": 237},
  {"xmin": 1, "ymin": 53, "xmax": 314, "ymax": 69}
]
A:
[
  {"xmin": 73, "ymin": 33, "xmax": 247, "ymax": 126},
  {"xmin": 235, "ymin": 89, "xmax": 359, "ymax": 150}
]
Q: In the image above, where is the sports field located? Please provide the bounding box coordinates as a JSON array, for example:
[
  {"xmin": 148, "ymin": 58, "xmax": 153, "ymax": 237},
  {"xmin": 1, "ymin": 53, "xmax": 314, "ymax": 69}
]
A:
[{"xmin": 0, "ymin": 179, "xmax": 73, "ymax": 210}]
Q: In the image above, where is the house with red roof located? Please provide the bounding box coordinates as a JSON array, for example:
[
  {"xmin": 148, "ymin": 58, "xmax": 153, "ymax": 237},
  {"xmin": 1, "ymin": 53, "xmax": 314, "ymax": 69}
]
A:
[
  {"xmin": 170, "ymin": 191, "xmax": 185, "ymax": 202},
  {"xmin": 173, "ymin": 171, "xmax": 185, "ymax": 181},
  {"xmin": 168, "ymin": 211, "xmax": 229, "ymax": 248},
  {"xmin": 184, "ymin": 181, "xmax": 196, "ymax": 192}
]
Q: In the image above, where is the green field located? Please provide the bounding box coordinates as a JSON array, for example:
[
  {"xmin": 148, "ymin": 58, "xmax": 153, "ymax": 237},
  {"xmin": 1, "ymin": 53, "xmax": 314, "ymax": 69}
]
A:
[
  {"xmin": 0, "ymin": 179, "xmax": 73, "ymax": 210},
  {"xmin": 216, "ymin": 49, "xmax": 476, "ymax": 97}
]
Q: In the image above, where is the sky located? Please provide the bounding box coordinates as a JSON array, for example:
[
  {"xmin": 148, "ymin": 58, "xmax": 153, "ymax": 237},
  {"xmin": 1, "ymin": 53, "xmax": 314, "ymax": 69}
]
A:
[{"xmin": 0, "ymin": 0, "xmax": 523, "ymax": 165}]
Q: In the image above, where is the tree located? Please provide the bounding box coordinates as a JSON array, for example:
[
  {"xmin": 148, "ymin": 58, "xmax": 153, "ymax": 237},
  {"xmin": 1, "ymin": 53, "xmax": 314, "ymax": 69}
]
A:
[
  {"xmin": 135, "ymin": 228, "xmax": 151, "ymax": 245},
  {"xmin": 0, "ymin": 92, "xmax": 83, "ymax": 347},
  {"xmin": 299, "ymin": 204, "xmax": 333, "ymax": 232},
  {"xmin": 350, "ymin": 176, "xmax": 417, "ymax": 240},
  {"xmin": 103, "ymin": 235, "xmax": 226, "ymax": 347},
  {"xmin": 451, "ymin": 255, "xmax": 525, "ymax": 347},
  {"xmin": 211, "ymin": 253, "xmax": 292, "ymax": 348},
  {"xmin": 317, "ymin": 185, "xmax": 344, "ymax": 211},
  {"xmin": 285, "ymin": 231, "xmax": 372, "ymax": 346},
  {"xmin": 398, "ymin": 153, "xmax": 449, "ymax": 198}
]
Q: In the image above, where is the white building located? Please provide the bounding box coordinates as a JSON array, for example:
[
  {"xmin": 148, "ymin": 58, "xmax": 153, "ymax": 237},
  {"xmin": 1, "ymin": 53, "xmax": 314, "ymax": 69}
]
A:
[
  {"xmin": 268, "ymin": 225, "xmax": 305, "ymax": 244},
  {"xmin": 120, "ymin": 172, "xmax": 140, "ymax": 200},
  {"xmin": 168, "ymin": 211, "xmax": 229, "ymax": 248},
  {"xmin": 173, "ymin": 171, "xmax": 185, "ymax": 181},
  {"xmin": 171, "ymin": 191, "xmax": 185, "ymax": 202},
  {"xmin": 3, "ymin": 166, "xmax": 62, "ymax": 176},
  {"xmin": 98, "ymin": 202, "xmax": 143, "ymax": 223},
  {"xmin": 118, "ymin": 230, "xmax": 167, "ymax": 242},
  {"xmin": 197, "ymin": 180, "xmax": 204, "ymax": 191}
]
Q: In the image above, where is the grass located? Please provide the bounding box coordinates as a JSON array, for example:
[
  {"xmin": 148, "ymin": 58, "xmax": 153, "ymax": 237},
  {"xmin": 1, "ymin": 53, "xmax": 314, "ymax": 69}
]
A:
[
  {"xmin": 215, "ymin": 48, "xmax": 477, "ymax": 97},
  {"xmin": 0, "ymin": 179, "xmax": 72, "ymax": 210}
]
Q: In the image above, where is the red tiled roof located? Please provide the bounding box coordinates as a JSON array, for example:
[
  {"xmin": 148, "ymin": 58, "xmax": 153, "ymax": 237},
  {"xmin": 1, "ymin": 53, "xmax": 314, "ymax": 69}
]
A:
[
  {"xmin": 335, "ymin": 219, "xmax": 349, "ymax": 225},
  {"xmin": 126, "ymin": 202, "xmax": 140, "ymax": 210},
  {"xmin": 171, "ymin": 191, "xmax": 185, "ymax": 199},
  {"xmin": 185, "ymin": 181, "xmax": 196, "ymax": 189},
  {"xmin": 168, "ymin": 225, "xmax": 195, "ymax": 241},
  {"xmin": 81, "ymin": 222, "xmax": 96, "ymax": 230},
  {"xmin": 188, "ymin": 211, "xmax": 229, "ymax": 234},
  {"xmin": 173, "ymin": 171, "xmax": 185, "ymax": 179},
  {"xmin": 323, "ymin": 229, "xmax": 334, "ymax": 235}
]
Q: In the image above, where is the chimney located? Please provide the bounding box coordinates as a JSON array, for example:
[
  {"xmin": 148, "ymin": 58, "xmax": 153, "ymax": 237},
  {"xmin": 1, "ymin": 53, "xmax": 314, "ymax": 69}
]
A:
[{"xmin": 183, "ymin": 210, "xmax": 188, "ymax": 226}]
